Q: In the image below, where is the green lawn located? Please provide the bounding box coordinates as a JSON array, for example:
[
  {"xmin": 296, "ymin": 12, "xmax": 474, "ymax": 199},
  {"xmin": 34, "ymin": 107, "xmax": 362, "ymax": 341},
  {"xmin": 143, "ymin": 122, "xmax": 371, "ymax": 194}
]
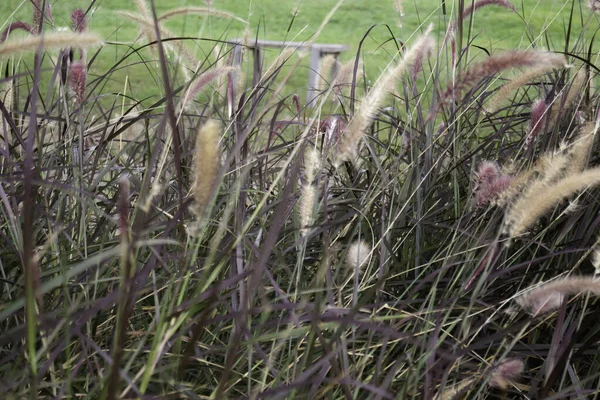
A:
[{"xmin": 1, "ymin": 0, "xmax": 597, "ymax": 105}]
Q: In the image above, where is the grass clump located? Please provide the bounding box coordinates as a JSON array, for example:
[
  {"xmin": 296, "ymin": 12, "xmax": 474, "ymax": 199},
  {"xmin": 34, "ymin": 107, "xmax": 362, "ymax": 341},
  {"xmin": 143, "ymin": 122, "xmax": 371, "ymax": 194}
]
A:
[{"xmin": 2, "ymin": 0, "xmax": 600, "ymax": 399}]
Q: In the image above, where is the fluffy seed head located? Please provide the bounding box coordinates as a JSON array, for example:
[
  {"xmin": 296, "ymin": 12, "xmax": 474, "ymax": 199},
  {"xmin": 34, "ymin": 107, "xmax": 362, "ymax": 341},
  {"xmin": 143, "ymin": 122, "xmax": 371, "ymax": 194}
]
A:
[
  {"xmin": 515, "ymin": 276, "xmax": 600, "ymax": 315},
  {"xmin": 505, "ymin": 166, "xmax": 600, "ymax": 238},
  {"xmin": 299, "ymin": 185, "xmax": 316, "ymax": 236},
  {"xmin": 565, "ymin": 67, "xmax": 587, "ymax": 108},
  {"xmin": 345, "ymin": 241, "xmax": 372, "ymax": 275},
  {"xmin": 394, "ymin": 0, "xmax": 404, "ymax": 26},
  {"xmin": 588, "ymin": 0, "xmax": 600, "ymax": 13},
  {"xmin": 180, "ymin": 66, "xmax": 236, "ymax": 111},
  {"xmin": 299, "ymin": 148, "xmax": 321, "ymax": 236},
  {"xmin": 472, "ymin": 161, "xmax": 513, "ymax": 207},
  {"xmin": 525, "ymin": 98, "xmax": 550, "ymax": 148},
  {"xmin": 304, "ymin": 148, "xmax": 321, "ymax": 183},
  {"xmin": 394, "ymin": 0, "xmax": 404, "ymax": 15},
  {"xmin": 485, "ymin": 65, "xmax": 557, "ymax": 113},
  {"xmin": 546, "ymin": 67, "xmax": 588, "ymax": 130},
  {"xmin": 191, "ymin": 119, "xmax": 221, "ymax": 219},
  {"xmin": 317, "ymin": 54, "xmax": 337, "ymax": 92},
  {"xmin": 0, "ymin": 32, "xmax": 102, "ymax": 58},
  {"xmin": 434, "ymin": 377, "xmax": 477, "ymax": 400},
  {"xmin": 564, "ymin": 123, "xmax": 596, "ymax": 176},
  {"xmin": 332, "ymin": 59, "xmax": 362, "ymax": 103},
  {"xmin": 336, "ymin": 27, "xmax": 435, "ymax": 165},
  {"xmin": 489, "ymin": 359, "xmax": 524, "ymax": 390}
]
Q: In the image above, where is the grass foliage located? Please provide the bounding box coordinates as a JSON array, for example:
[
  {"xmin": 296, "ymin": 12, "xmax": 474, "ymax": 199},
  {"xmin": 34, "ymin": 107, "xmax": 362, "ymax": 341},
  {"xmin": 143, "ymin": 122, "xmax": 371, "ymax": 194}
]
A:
[{"xmin": 2, "ymin": 0, "xmax": 600, "ymax": 398}]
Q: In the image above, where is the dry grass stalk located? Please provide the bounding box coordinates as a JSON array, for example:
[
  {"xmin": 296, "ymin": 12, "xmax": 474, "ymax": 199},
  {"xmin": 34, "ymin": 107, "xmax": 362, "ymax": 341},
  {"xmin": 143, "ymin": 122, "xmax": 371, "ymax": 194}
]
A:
[
  {"xmin": 485, "ymin": 65, "xmax": 557, "ymax": 113},
  {"xmin": 515, "ymin": 276, "xmax": 600, "ymax": 315},
  {"xmin": 213, "ymin": 44, "xmax": 228, "ymax": 100},
  {"xmin": 139, "ymin": 181, "xmax": 163, "ymax": 213},
  {"xmin": 505, "ymin": 165, "xmax": 600, "ymax": 238},
  {"xmin": 234, "ymin": 70, "xmax": 246, "ymax": 105},
  {"xmin": 336, "ymin": 27, "xmax": 435, "ymax": 165},
  {"xmin": 191, "ymin": 119, "xmax": 221, "ymax": 219},
  {"xmin": 0, "ymin": 32, "xmax": 102, "ymax": 58}
]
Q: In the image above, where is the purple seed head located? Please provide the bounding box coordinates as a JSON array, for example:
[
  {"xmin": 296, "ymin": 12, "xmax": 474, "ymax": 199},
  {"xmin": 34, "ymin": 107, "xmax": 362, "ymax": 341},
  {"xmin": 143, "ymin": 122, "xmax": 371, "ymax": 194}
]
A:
[
  {"xmin": 69, "ymin": 62, "xmax": 87, "ymax": 104},
  {"xmin": 71, "ymin": 9, "xmax": 87, "ymax": 33}
]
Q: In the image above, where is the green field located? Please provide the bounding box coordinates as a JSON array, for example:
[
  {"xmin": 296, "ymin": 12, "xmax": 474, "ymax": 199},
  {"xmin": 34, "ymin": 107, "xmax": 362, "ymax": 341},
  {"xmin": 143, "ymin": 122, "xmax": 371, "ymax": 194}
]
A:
[{"xmin": 2, "ymin": 0, "xmax": 594, "ymax": 104}]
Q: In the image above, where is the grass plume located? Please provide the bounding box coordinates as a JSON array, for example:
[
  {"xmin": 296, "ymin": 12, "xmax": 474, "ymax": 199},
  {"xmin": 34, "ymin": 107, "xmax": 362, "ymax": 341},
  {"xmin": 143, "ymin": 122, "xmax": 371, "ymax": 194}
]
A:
[
  {"xmin": 0, "ymin": 32, "xmax": 102, "ymax": 58},
  {"xmin": 515, "ymin": 276, "xmax": 600, "ymax": 315},
  {"xmin": 505, "ymin": 165, "xmax": 600, "ymax": 238},
  {"xmin": 345, "ymin": 240, "xmax": 371, "ymax": 276},
  {"xmin": 485, "ymin": 65, "xmax": 558, "ymax": 113},
  {"xmin": 437, "ymin": 51, "xmax": 566, "ymax": 116},
  {"xmin": 299, "ymin": 148, "xmax": 321, "ymax": 236},
  {"xmin": 191, "ymin": 119, "xmax": 221, "ymax": 220},
  {"xmin": 336, "ymin": 27, "xmax": 435, "ymax": 164},
  {"xmin": 179, "ymin": 66, "xmax": 236, "ymax": 111},
  {"xmin": 0, "ymin": 21, "xmax": 35, "ymax": 42}
]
